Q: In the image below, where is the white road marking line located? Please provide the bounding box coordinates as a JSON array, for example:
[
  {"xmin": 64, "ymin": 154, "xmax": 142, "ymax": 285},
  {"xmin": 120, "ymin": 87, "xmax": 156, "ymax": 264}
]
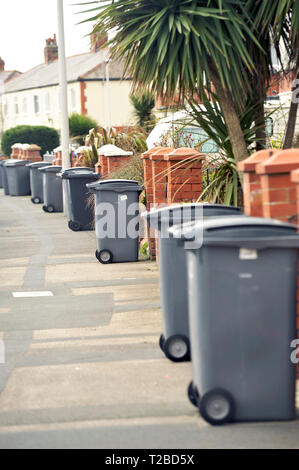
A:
[{"xmin": 13, "ymin": 291, "xmax": 54, "ymax": 298}]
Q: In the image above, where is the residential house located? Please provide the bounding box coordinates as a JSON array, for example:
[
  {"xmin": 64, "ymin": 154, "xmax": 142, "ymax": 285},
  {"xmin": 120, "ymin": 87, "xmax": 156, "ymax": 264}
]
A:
[
  {"xmin": 1, "ymin": 34, "xmax": 134, "ymax": 134},
  {"xmin": 0, "ymin": 58, "xmax": 21, "ymax": 134}
]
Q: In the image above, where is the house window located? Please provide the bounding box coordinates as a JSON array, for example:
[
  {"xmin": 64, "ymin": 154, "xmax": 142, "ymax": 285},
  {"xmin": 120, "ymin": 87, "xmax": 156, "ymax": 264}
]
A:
[
  {"xmin": 34, "ymin": 95, "xmax": 40, "ymax": 114},
  {"xmin": 70, "ymin": 88, "xmax": 76, "ymax": 111},
  {"xmin": 14, "ymin": 97, "xmax": 19, "ymax": 115},
  {"xmin": 22, "ymin": 97, "xmax": 28, "ymax": 115},
  {"xmin": 45, "ymin": 92, "xmax": 51, "ymax": 113}
]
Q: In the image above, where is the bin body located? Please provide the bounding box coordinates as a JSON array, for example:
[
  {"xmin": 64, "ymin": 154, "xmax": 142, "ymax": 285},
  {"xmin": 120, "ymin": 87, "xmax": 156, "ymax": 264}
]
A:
[
  {"xmin": 4, "ymin": 160, "xmax": 31, "ymax": 196},
  {"xmin": 0, "ymin": 160, "xmax": 9, "ymax": 194},
  {"xmin": 61, "ymin": 167, "xmax": 95, "ymax": 220},
  {"xmin": 61, "ymin": 170, "xmax": 99, "ymax": 231},
  {"xmin": 183, "ymin": 216, "xmax": 299, "ymax": 422},
  {"xmin": 28, "ymin": 162, "xmax": 50, "ymax": 203},
  {"xmin": 39, "ymin": 166, "xmax": 63, "ymax": 213},
  {"xmin": 87, "ymin": 179, "xmax": 143, "ymax": 263},
  {"xmin": 144, "ymin": 205, "xmax": 242, "ymax": 361}
]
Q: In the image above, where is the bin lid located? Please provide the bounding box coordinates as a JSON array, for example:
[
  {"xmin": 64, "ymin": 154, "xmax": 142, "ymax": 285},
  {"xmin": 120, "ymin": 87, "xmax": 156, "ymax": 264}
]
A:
[
  {"xmin": 27, "ymin": 162, "xmax": 51, "ymax": 169},
  {"xmin": 0, "ymin": 159, "xmax": 8, "ymax": 167},
  {"xmin": 87, "ymin": 179, "xmax": 143, "ymax": 193},
  {"xmin": 62, "ymin": 171, "xmax": 99, "ymax": 180},
  {"xmin": 4, "ymin": 159, "xmax": 27, "ymax": 167},
  {"xmin": 62, "ymin": 167, "xmax": 94, "ymax": 174},
  {"xmin": 142, "ymin": 203, "xmax": 242, "ymax": 228},
  {"xmin": 171, "ymin": 216, "xmax": 299, "ymax": 249},
  {"xmin": 38, "ymin": 165, "xmax": 62, "ymax": 173}
]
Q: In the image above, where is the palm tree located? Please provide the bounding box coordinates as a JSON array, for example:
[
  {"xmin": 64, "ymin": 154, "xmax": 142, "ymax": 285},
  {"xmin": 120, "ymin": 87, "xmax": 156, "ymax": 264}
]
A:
[
  {"xmin": 78, "ymin": 0, "xmax": 262, "ymax": 162},
  {"xmin": 78, "ymin": 0, "xmax": 298, "ymax": 155},
  {"xmin": 130, "ymin": 91, "xmax": 156, "ymax": 133}
]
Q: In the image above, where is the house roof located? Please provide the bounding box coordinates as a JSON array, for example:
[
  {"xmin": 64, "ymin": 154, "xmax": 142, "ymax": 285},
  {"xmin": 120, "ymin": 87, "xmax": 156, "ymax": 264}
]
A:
[
  {"xmin": 0, "ymin": 70, "xmax": 21, "ymax": 86},
  {"xmin": 4, "ymin": 49, "xmax": 130, "ymax": 94}
]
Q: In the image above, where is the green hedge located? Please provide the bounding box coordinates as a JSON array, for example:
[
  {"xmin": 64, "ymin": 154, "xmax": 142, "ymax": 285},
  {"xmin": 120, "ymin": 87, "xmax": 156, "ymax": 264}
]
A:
[
  {"xmin": 69, "ymin": 113, "xmax": 98, "ymax": 141},
  {"xmin": 1, "ymin": 125, "xmax": 60, "ymax": 156}
]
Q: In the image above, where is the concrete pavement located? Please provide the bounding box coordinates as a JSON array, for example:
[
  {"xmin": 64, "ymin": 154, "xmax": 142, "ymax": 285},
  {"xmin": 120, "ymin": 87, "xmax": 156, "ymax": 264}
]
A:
[{"xmin": 0, "ymin": 191, "xmax": 298, "ymax": 449}]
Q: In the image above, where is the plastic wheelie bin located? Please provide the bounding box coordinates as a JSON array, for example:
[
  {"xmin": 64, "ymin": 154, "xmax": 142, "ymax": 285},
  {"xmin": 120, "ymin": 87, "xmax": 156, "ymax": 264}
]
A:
[
  {"xmin": 87, "ymin": 179, "xmax": 143, "ymax": 264},
  {"xmin": 4, "ymin": 159, "xmax": 31, "ymax": 196},
  {"xmin": 174, "ymin": 216, "xmax": 299, "ymax": 425},
  {"xmin": 0, "ymin": 159, "xmax": 8, "ymax": 192},
  {"xmin": 39, "ymin": 165, "xmax": 63, "ymax": 213},
  {"xmin": 143, "ymin": 204, "xmax": 242, "ymax": 363},
  {"xmin": 60, "ymin": 167, "xmax": 95, "ymax": 220},
  {"xmin": 60, "ymin": 169, "xmax": 100, "ymax": 231},
  {"xmin": 27, "ymin": 161, "xmax": 51, "ymax": 204},
  {"xmin": 0, "ymin": 160, "xmax": 10, "ymax": 195}
]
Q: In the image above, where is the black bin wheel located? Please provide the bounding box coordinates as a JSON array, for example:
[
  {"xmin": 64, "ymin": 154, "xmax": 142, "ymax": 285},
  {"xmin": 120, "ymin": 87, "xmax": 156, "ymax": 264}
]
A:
[
  {"xmin": 31, "ymin": 196, "xmax": 41, "ymax": 204},
  {"xmin": 199, "ymin": 389, "xmax": 234, "ymax": 426},
  {"xmin": 69, "ymin": 220, "xmax": 81, "ymax": 232},
  {"xmin": 43, "ymin": 205, "xmax": 55, "ymax": 213},
  {"xmin": 187, "ymin": 381, "xmax": 200, "ymax": 408},
  {"xmin": 96, "ymin": 249, "xmax": 113, "ymax": 264},
  {"xmin": 159, "ymin": 334, "xmax": 165, "ymax": 352},
  {"xmin": 163, "ymin": 335, "xmax": 190, "ymax": 363}
]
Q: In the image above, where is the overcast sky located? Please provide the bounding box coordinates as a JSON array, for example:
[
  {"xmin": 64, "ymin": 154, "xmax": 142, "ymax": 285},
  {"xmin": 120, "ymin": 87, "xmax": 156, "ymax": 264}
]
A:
[{"xmin": 0, "ymin": 1, "xmax": 95, "ymax": 72}]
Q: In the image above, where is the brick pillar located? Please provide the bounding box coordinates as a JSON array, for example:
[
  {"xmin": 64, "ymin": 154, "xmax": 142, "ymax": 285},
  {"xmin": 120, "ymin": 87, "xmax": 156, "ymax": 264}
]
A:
[
  {"xmin": 141, "ymin": 148, "xmax": 163, "ymax": 260},
  {"xmin": 96, "ymin": 154, "xmax": 108, "ymax": 176},
  {"xmin": 25, "ymin": 144, "xmax": 42, "ymax": 162},
  {"xmin": 52, "ymin": 150, "xmax": 62, "ymax": 166},
  {"xmin": 164, "ymin": 148, "xmax": 204, "ymax": 204},
  {"xmin": 256, "ymin": 149, "xmax": 299, "ymax": 224},
  {"xmin": 11, "ymin": 144, "xmax": 21, "ymax": 159},
  {"xmin": 150, "ymin": 147, "xmax": 174, "ymax": 207},
  {"xmin": 238, "ymin": 149, "xmax": 280, "ymax": 216}
]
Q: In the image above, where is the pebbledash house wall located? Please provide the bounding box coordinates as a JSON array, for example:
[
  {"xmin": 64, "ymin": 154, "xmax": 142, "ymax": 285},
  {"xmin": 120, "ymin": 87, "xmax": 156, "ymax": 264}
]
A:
[
  {"xmin": 2, "ymin": 82, "xmax": 82, "ymax": 130},
  {"xmin": 2, "ymin": 79, "xmax": 135, "ymax": 131}
]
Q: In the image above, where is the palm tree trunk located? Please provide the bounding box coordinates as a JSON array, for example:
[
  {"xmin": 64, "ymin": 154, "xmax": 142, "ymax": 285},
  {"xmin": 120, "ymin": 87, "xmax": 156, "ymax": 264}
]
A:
[
  {"xmin": 210, "ymin": 70, "xmax": 249, "ymax": 162},
  {"xmin": 283, "ymin": 68, "xmax": 299, "ymax": 149}
]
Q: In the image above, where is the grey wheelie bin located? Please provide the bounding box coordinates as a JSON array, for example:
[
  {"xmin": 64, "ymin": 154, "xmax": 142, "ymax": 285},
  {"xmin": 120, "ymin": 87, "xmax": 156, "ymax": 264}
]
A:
[
  {"xmin": 39, "ymin": 165, "xmax": 63, "ymax": 213},
  {"xmin": 27, "ymin": 161, "xmax": 51, "ymax": 204},
  {"xmin": 143, "ymin": 204, "xmax": 242, "ymax": 363},
  {"xmin": 0, "ymin": 158, "xmax": 5, "ymax": 188},
  {"xmin": 60, "ymin": 167, "xmax": 95, "ymax": 220},
  {"xmin": 173, "ymin": 216, "xmax": 299, "ymax": 425},
  {"xmin": 4, "ymin": 159, "xmax": 31, "ymax": 196},
  {"xmin": 60, "ymin": 169, "xmax": 100, "ymax": 231},
  {"xmin": 87, "ymin": 179, "xmax": 143, "ymax": 264},
  {"xmin": 0, "ymin": 160, "xmax": 8, "ymax": 193}
]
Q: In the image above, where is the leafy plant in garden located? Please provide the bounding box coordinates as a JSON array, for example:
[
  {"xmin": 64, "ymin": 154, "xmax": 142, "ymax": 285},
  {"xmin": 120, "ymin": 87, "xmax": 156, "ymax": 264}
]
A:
[
  {"xmin": 69, "ymin": 113, "xmax": 98, "ymax": 145},
  {"xmin": 130, "ymin": 91, "xmax": 156, "ymax": 133},
  {"xmin": 106, "ymin": 153, "xmax": 144, "ymax": 185},
  {"xmin": 97, "ymin": 126, "xmax": 147, "ymax": 154}
]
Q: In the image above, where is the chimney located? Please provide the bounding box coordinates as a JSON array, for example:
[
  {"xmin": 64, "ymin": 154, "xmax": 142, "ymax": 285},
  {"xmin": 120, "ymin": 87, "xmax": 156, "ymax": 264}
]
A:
[
  {"xmin": 44, "ymin": 34, "xmax": 58, "ymax": 64},
  {"xmin": 90, "ymin": 32, "xmax": 108, "ymax": 53},
  {"xmin": 0, "ymin": 57, "xmax": 5, "ymax": 72}
]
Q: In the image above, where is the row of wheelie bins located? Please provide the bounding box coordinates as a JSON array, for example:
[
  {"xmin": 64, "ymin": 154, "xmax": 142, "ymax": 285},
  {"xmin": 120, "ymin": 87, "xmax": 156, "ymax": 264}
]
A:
[
  {"xmin": 142, "ymin": 204, "xmax": 299, "ymax": 426},
  {"xmin": 1, "ymin": 158, "xmax": 298, "ymax": 426}
]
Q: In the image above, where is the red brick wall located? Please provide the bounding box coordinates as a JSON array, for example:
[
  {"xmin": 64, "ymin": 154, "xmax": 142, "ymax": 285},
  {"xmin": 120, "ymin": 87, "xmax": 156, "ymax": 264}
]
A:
[{"xmin": 142, "ymin": 147, "xmax": 204, "ymax": 260}]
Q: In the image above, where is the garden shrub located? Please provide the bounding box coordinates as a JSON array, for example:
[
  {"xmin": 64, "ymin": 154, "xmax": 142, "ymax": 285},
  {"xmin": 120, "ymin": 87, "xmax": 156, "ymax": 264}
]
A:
[{"xmin": 1, "ymin": 125, "xmax": 60, "ymax": 156}]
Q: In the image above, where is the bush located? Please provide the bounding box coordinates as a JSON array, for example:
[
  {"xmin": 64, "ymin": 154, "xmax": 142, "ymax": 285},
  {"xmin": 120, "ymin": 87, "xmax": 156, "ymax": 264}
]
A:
[
  {"xmin": 69, "ymin": 113, "xmax": 98, "ymax": 144},
  {"xmin": 1, "ymin": 125, "xmax": 59, "ymax": 156},
  {"xmin": 107, "ymin": 154, "xmax": 144, "ymax": 185}
]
